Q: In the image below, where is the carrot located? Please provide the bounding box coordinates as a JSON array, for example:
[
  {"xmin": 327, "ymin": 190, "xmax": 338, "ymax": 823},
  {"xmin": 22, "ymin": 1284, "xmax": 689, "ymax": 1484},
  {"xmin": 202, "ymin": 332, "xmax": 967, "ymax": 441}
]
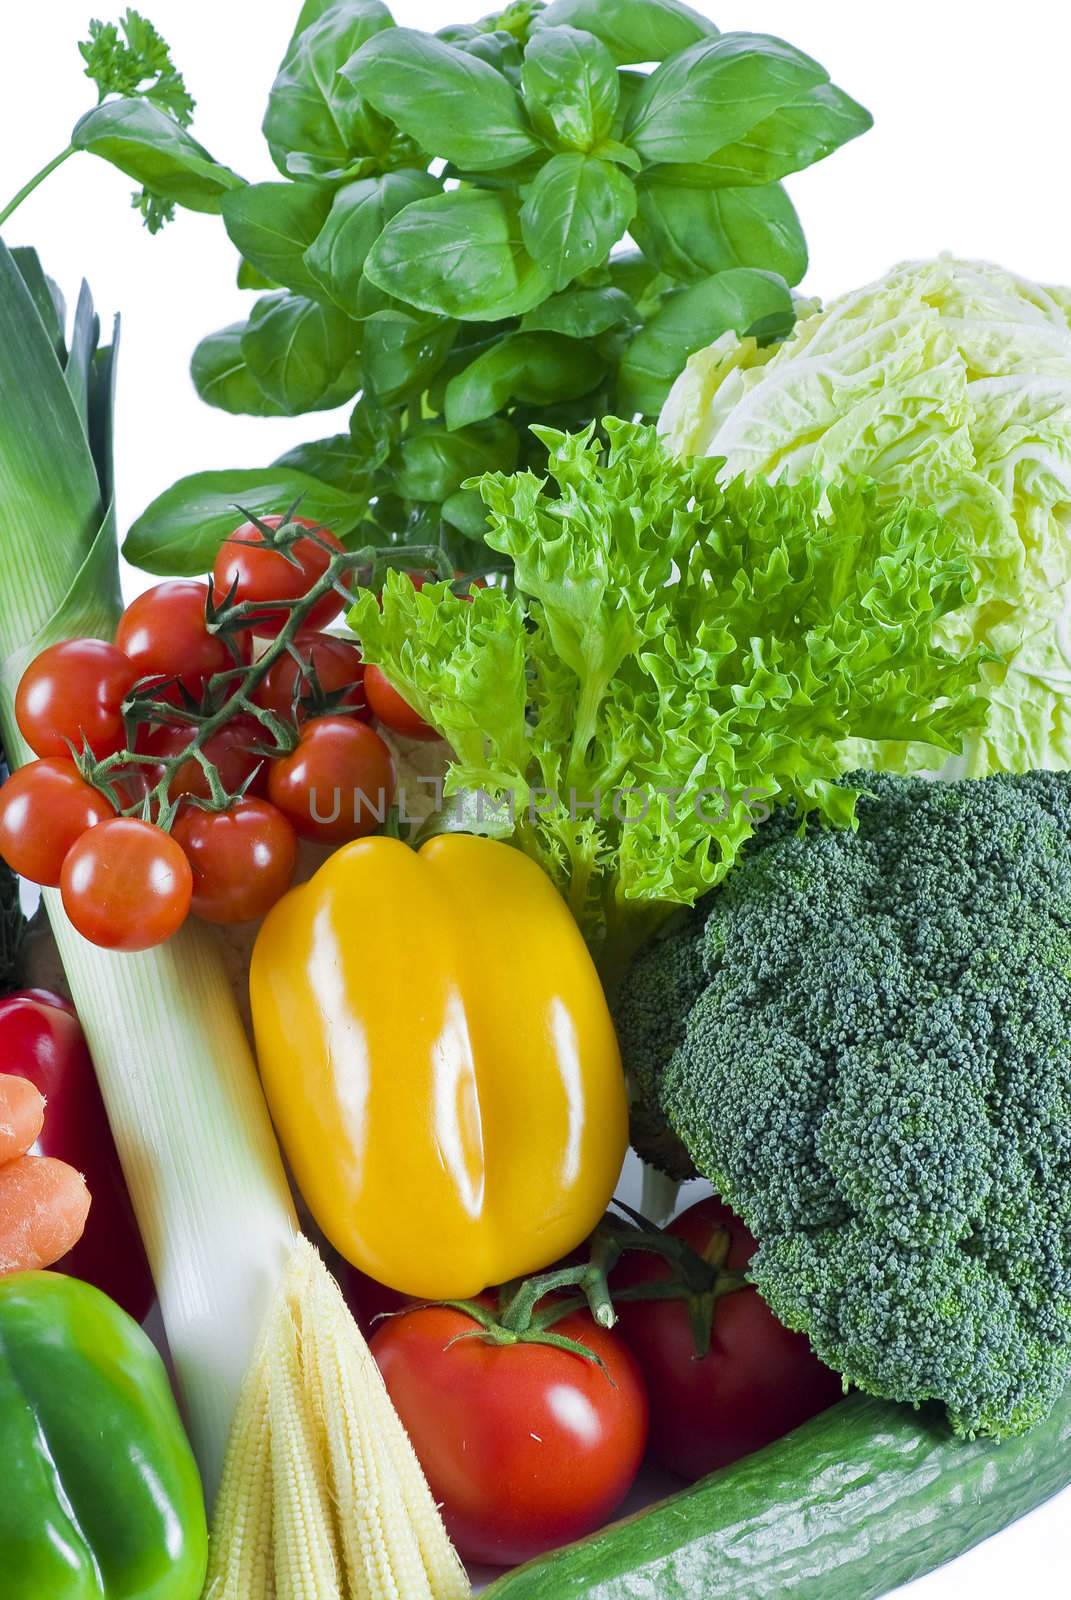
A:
[
  {"xmin": 0, "ymin": 1072, "xmax": 45, "ymax": 1164},
  {"xmin": 0, "ymin": 1154, "xmax": 91, "ymax": 1274}
]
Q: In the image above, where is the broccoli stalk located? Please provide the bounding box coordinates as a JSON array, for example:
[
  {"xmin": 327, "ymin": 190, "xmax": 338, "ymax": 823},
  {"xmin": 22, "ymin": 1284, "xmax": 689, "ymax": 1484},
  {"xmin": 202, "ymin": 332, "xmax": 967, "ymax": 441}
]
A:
[{"xmin": 616, "ymin": 771, "xmax": 1071, "ymax": 1440}]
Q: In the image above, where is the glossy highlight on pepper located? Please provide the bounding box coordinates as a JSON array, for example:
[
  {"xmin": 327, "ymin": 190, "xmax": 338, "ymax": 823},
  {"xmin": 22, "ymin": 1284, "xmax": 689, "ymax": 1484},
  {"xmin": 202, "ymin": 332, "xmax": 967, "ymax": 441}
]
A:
[{"xmin": 250, "ymin": 833, "xmax": 629, "ymax": 1299}]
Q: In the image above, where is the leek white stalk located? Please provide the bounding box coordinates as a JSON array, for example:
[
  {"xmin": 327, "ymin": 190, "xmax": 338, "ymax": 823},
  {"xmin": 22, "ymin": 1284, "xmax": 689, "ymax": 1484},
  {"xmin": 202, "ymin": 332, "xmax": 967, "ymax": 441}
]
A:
[{"xmin": 39, "ymin": 890, "xmax": 298, "ymax": 1498}]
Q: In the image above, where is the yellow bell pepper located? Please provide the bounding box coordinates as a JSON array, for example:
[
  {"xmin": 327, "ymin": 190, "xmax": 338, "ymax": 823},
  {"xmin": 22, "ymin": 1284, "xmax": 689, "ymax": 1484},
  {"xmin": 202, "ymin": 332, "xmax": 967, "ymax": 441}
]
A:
[{"xmin": 249, "ymin": 833, "xmax": 628, "ymax": 1299}]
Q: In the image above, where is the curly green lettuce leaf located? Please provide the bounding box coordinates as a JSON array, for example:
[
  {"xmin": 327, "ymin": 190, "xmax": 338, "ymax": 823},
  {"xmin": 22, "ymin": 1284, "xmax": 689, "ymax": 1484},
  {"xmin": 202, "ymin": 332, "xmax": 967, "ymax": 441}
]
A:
[{"xmin": 351, "ymin": 420, "xmax": 988, "ymax": 965}]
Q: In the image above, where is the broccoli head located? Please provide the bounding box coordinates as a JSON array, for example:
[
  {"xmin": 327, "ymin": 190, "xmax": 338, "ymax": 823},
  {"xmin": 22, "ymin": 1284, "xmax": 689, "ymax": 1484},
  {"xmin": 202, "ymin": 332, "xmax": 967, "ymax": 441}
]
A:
[{"xmin": 616, "ymin": 771, "xmax": 1071, "ymax": 1439}]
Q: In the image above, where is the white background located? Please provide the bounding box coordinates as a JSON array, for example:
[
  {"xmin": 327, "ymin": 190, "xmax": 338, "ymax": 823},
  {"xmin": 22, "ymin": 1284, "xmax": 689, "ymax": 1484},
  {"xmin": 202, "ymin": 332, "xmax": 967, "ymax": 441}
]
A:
[{"xmin": 1, "ymin": 2, "xmax": 1069, "ymax": 1593}]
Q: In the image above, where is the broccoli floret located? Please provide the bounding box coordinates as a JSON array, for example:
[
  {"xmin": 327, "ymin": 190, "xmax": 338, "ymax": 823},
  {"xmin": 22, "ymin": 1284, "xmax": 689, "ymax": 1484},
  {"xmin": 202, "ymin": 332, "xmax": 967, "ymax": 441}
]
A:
[{"xmin": 616, "ymin": 771, "xmax": 1071, "ymax": 1439}]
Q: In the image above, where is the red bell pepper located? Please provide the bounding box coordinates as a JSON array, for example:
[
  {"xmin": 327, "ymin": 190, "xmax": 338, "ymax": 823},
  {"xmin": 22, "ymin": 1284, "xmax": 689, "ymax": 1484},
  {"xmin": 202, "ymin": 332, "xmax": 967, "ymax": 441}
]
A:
[{"xmin": 0, "ymin": 989, "xmax": 154, "ymax": 1321}]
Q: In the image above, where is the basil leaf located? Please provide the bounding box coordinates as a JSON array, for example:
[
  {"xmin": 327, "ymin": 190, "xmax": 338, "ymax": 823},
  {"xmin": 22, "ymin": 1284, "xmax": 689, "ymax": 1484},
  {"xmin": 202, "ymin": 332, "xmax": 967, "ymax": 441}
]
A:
[
  {"xmin": 626, "ymin": 33, "xmax": 832, "ymax": 165},
  {"xmin": 286, "ymin": 0, "xmax": 340, "ymax": 41},
  {"xmin": 444, "ymin": 331, "xmax": 606, "ymax": 430},
  {"xmin": 222, "ymin": 181, "xmax": 332, "ymax": 298},
  {"xmin": 273, "ymin": 434, "xmax": 378, "ymax": 497},
  {"xmin": 658, "ymin": 83, "xmax": 873, "ymax": 186},
  {"xmin": 607, "ymin": 249, "xmax": 664, "ymax": 304},
  {"xmin": 396, "ymin": 419, "xmax": 519, "ymax": 503},
  {"xmin": 618, "ymin": 267, "xmax": 794, "ymax": 414},
  {"xmin": 191, "ymin": 322, "xmax": 287, "ymax": 416},
  {"xmin": 457, "ymin": 29, "xmax": 525, "ymax": 84},
  {"xmin": 72, "ymin": 99, "xmax": 243, "ymax": 213},
  {"xmin": 236, "ymin": 259, "xmax": 280, "ymax": 291},
  {"xmin": 349, "ymin": 392, "xmax": 396, "ymax": 466},
  {"xmin": 520, "ymin": 153, "xmax": 636, "ymax": 293},
  {"xmin": 633, "ymin": 180, "xmax": 807, "ymax": 286},
  {"xmin": 521, "ymin": 25, "xmax": 619, "ymax": 151},
  {"xmin": 342, "ymin": 29, "xmax": 540, "ymax": 172},
  {"xmin": 441, "ymin": 488, "xmax": 491, "ymax": 539},
  {"xmin": 521, "ymin": 285, "xmax": 638, "ymax": 339},
  {"xmin": 240, "ymin": 293, "xmax": 362, "ymax": 414},
  {"xmin": 536, "ymin": 0, "xmax": 717, "ymax": 65},
  {"xmin": 264, "ymin": 0, "xmax": 395, "ymax": 178},
  {"xmin": 125, "ymin": 467, "xmax": 368, "ymax": 576},
  {"xmin": 363, "ymin": 305, "xmax": 458, "ymax": 403},
  {"xmin": 304, "ymin": 169, "xmax": 441, "ymax": 313},
  {"xmin": 365, "ymin": 189, "xmax": 552, "ymax": 321}
]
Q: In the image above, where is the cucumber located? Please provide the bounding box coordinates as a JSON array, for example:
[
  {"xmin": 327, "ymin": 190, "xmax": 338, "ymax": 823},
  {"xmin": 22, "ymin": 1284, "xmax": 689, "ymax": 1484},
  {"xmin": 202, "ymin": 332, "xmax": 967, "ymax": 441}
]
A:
[{"xmin": 483, "ymin": 1387, "xmax": 1071, "ymax": 1600}]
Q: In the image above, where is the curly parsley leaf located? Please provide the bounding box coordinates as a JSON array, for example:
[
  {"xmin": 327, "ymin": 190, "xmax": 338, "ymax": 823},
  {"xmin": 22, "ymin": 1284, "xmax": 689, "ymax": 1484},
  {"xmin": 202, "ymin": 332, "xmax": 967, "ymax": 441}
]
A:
[{"xmin": 79, "ymin": 8, "xmax": 194, "ymax": 226}]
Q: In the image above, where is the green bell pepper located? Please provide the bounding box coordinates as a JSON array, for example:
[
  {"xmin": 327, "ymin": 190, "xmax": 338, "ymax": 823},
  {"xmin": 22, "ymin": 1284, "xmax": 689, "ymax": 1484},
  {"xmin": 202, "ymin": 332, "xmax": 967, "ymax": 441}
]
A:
[{"xmin": 0, "ymin": 1271, "xmax": 208, "ymax": 1599}]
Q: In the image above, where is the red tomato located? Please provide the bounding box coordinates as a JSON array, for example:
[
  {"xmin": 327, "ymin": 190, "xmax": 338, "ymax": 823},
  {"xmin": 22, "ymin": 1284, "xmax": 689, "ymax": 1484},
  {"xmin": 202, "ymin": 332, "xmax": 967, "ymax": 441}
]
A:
[
  {"xmin": 253, "ymin": 632, "xmax": 367, "ymax": 726},
  {"xmin": 612, "ymin": 1198, "xmax": 843, "ymax": 1480},
  {"xmin": 115, "ymin": 580, "xmax": 248, "ymax": 699},
  {"xmin": 268, "ymin": 715, "xmax": 394, "ymax": 843},
  {"xmin": 211, "ymin": 516, "xmax": 348, "ymax": 636},
  {"xmin": 372, "ymin": 1303, "xmax": 648, "ymax": 1566},
  {"xmin": 139, "ymin": 714, "xmax": 269, "ymax": 803},
  {"xmin": 0, "ymin": 759, "xmax": 115, "ymax": 886},
  {"xmin": 0, "ymin": 990, "xmax": 154, "ymax": 1320},
  {"xmin": 60, "ymin": 817, "xmax": 193, "ymax": 952},
  {"xmin": 173, "ymin": 798, "xmax": 297, "ymax": 924},
  {"xmin": 15, "ymin": 638, "xmax": 137, "ymax": 760},
  {"xmin": 364, "ymin": 664, "xmax": 438, "ymax": 741}
]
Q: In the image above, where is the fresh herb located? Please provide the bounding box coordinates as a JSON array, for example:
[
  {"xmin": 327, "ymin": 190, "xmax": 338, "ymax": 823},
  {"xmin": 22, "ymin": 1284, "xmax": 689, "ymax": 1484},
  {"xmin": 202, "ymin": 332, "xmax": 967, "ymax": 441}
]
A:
[
  {"xmin": 4, "ymin": 2, "xmax": 870, "ymax": 571},
  {"xmin": 351, "ymin": 420, "xmax": 989, "ymax": 979},
  {"xmin": 0, "ymin": 10, "xmax": 237, "ymax": 235}
]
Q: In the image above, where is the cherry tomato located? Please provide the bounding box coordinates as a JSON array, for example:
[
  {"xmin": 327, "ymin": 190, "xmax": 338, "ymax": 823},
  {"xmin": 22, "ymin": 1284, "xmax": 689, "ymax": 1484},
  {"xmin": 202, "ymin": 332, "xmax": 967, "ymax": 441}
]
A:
[
  {"xmin": 60, "ymin": 817, "xmax": 193, "ymax": 952},
  {"xmin": 268, "ymin": 715, "xmax": 394, "ymax": 843},
  {"xmin": 139, "ymin": 714, "xmax": 269, "ymax": 803},
  {"xmin": 371, "ymin": 1303, "xmax": 648, "ymax": 1567},
  {"xmin": 253, "ymin": 632, "xmax": 367, "ymax": 726},
  {"xmin": 0, "ymin": 990, "xmax": 154, "ymax": 1321},
  {"xmin": 0, "ymin": 759, "xmax": 115, "ymax": 886},
  {"xmin": 211, "ymin": 516, "xmax": 348, "ymax": 636},
  {"xmin": 364, "ymin": 665, "xmax": 438, "ymax": 741},
  {"xmin": 15, "ymin": 638, "xmax": 137, "ymax": 760},
  {"xmin": 612, "ymin": 1198, "xmax": 843, "ymax": 1480},
  {"xmin": 172, "ymin": 798, "xmax": 297, "ymax": 924},
  {"xmin": 115, "ymin": 580, "xmax": 248, "ymax": 699}
]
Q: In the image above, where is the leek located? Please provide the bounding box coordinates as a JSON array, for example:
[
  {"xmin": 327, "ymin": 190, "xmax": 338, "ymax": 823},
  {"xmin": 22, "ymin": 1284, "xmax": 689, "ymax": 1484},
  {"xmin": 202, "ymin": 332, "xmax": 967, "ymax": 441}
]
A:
[
  {"xmin": 0, "ymin": 238, "xmax": 471, "ymax": 1593},
  {"xmin": 0, "ymin": 238, "xmax": 298, "ymax": 1499}
]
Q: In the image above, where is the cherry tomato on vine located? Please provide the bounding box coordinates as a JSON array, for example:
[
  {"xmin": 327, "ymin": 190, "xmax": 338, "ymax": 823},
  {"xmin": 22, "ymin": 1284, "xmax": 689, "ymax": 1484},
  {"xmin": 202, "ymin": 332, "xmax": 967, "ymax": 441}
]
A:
[
  {"xmin": 371, "ymin": 1302, "xmax": 648, "ymax": 1567},
  {"xmin": 140, "ymin": 714, "xmax": 269, "ymax": 803},
  {"xmin": 612, "ymin": 1198, "xmax": 844, "ymax": 1480},
  {"xmin": 253, "ymin": 632, "xmax": 367, "ymax": 726},
  {"xmin": 211, "ymin": 516, "xmax": 349, "ymax": 637},
  {"xmin": 268, "ymin": 715, "xmax": 394, "ymax": 843},
  {"xmin": 364, "ymin": 665, "xmax": 438, "ymax": 741},
  {"xmin": 0, "ymin": 759, "xmax": 115, "ymax": 886},
  {"xmin": 15, "ymin": 638, "xmax": 137, "ymax": 760},
  {"xmin": 172, "ymin": 798, "xmax": 297, "ymax": 924},
  {"xmin": 60, "ymin": 817, "xmax": 193, "ymax": 951},
  {"xmin": 115, "ymin": 580, "xmax": 248, "ymax": 699}
]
